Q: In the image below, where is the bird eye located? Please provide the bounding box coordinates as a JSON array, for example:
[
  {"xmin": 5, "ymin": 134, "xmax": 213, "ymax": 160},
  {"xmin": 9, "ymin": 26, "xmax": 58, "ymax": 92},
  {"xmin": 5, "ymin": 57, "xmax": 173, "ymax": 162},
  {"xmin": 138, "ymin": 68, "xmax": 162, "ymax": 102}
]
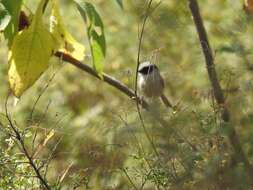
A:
[{"xmin": 140, "ymin": 66, "xmax": 154, "ymax": 74}]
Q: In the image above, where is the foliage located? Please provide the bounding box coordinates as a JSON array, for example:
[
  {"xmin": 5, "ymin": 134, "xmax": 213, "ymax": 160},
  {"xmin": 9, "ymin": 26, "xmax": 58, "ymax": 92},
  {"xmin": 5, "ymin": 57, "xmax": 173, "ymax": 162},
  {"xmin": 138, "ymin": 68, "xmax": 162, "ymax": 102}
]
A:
[
  {"xmin": 8, "ymin": 0, "xmax": 55, "ymax": 97},
  {"xmin": 1, "ymin": 0, "xmax": 22, "ymax": 46},
  {"xmin": 0, "ymin": 3, "xmax": 11, "ymax": 31},
  {"xmin": 0, "ymin": 0, "xmax": 253, "ymax": 190},
  {"xmin": 75, "ymin": 1, "xmax": 106, "ymax": 75},
  {"xmin": 50, "ymin": 0, "xmax": 85, "ymax": 61}
]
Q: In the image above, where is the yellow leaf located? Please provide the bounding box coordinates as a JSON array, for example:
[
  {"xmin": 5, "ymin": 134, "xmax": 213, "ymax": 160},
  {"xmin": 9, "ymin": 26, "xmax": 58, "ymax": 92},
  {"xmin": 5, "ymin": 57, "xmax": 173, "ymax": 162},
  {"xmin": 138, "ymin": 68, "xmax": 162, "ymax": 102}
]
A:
[
  {"xmin": 8, "ymin": 0, "xmax": 55, "ymax": 97},
  {"xmin": 50, "ymin": 0, "xmax": 85, "ymax": 61}
]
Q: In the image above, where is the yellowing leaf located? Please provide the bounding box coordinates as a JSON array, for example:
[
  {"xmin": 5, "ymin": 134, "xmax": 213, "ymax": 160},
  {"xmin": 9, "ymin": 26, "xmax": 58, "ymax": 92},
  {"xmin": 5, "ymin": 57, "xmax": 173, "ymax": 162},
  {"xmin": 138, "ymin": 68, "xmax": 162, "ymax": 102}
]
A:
[
  {"xmin": 8, "ymin": 0, "xmax": 55, "ymax": 97},
  {"xmin": 50, "ymin": 0, "xmax": 85, "ymax": 61}
]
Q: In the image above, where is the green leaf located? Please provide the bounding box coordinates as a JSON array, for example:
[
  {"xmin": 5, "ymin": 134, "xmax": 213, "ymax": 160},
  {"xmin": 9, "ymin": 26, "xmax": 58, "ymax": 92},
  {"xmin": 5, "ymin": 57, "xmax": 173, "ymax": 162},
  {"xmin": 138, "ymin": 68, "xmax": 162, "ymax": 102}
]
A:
[
  {"xmin": 75, "ymin": 1, "xmax": 106, "ymax": 75},
  {"xmin": 116, "ymin": 0, "xmax": 123, "ymax": 9},
  {"xmin": 50, "ymin": 0, "xmax": 85, "ymax": 61},
  {"xmin": 8, "ymin": 0, "xmax": 55, "ymax": 97},
  {"xmin": 0, "ymin": 3, "xmax": 11, "ymax": 31},
  {"xmin": 2, "ymin": 0, "xmax": 22, "ymax": 46}
]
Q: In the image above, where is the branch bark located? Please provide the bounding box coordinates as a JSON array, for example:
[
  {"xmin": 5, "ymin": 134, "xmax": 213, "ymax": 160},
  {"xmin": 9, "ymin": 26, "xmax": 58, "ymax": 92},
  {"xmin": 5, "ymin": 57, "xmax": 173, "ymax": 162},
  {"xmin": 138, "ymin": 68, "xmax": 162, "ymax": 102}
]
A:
[
  {"xmin": 188, "ymin": 0, "xmax": 252, "ymax": 175},
  {"xmin": 54, "ymin": 52, "xmax": 149, "ymax": 109}
]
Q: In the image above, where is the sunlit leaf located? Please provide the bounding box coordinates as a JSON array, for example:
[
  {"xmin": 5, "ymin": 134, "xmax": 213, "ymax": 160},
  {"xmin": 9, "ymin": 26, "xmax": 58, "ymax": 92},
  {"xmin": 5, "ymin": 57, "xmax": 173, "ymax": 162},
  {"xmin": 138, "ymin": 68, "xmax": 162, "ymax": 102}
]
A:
[
  {"xmin": 75, "ymin": 1, "xmax": 106, "ymax": 75},
  {"xmin": 50, "ymin": 0, "xmax": 85, "ymax": 61},
  {"xmin": 8, "ymin": 0, "xmax": 55, "ymax": 97},
  {"xmin": 2, "ymin": 0, "xmax": 22, "ymax": 46}
]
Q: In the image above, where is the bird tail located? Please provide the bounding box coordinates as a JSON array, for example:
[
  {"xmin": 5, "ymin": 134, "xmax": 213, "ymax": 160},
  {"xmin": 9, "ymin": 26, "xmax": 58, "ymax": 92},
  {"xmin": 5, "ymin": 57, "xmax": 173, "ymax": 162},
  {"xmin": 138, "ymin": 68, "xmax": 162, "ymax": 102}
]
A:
[{"xmin": 160, "ymin": 94, "xmax": 173, "ymax": 108}]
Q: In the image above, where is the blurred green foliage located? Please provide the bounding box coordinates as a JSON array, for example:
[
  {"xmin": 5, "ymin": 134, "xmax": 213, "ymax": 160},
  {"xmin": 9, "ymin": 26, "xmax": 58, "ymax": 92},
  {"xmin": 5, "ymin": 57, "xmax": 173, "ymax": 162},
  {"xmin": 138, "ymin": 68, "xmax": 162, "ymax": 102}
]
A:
[{"xmin": 1, "ymin": 0, "xmax": 253, "ymax": 189}]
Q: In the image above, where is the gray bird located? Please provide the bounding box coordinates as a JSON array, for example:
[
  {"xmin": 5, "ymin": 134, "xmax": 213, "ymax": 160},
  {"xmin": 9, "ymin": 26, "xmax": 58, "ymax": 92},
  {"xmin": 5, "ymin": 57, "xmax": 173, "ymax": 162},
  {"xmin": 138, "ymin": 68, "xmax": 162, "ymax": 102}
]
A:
[{"xmin": 138, "ymin": 61, "xmax": 172, "ymax": 108}]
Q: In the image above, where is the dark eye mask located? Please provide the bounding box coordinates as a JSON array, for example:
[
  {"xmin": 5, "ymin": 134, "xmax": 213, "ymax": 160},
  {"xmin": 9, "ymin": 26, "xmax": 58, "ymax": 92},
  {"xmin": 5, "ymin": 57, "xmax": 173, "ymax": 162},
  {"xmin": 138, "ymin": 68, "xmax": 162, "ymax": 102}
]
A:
[{"xmin": 138, "ymin": 65, "xmax": 157, "ymax": 75}]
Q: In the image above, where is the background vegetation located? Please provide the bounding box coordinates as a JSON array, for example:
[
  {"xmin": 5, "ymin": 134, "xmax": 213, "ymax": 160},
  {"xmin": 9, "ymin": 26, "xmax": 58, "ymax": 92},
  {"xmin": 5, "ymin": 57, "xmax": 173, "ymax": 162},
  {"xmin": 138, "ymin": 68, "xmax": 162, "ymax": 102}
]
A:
[{"xmin": 1, "ymin": 0, "xmax": 253, "ymax": 189}]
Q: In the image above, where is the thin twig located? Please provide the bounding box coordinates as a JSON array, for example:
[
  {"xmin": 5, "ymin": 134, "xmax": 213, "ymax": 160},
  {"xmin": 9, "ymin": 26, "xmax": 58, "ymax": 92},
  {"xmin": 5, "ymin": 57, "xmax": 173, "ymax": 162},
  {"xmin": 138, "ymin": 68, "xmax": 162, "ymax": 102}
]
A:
[
  {"xmin": 43, "ymin": 137, "xmax": 63, "ymax": 179},
  {"xmin": 134, "ymin": 0, "xmax": 160, "ymax": 158},
  {"xmin": 122, "ymin": 168, "xmax": 139, "ymax": 190},
  {"xmin": 54, "ymin": 51, "xmax": 149, "ymax": 109},
  {"xmin": 140, "ymin": 169, "xmax": 152, "ymax": 190},
  {"xmin": 4, "ymin": 95, "xmax": 51, "ymax": 190},
  {"xmin": 32, "ymin": 100, "xmax": 52, "ymax": 153},
  {"xmin": 30, "ymin": 71, "xmax": 58, "ymax": 122}
]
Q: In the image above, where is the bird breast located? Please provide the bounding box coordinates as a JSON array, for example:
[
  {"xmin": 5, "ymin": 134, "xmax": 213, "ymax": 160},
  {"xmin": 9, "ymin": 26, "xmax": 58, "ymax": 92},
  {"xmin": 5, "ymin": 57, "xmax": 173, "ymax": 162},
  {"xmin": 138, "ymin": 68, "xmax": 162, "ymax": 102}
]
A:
[{"xmin": 138, "ymin": 71, "xmax": 164, "ymax": 98}]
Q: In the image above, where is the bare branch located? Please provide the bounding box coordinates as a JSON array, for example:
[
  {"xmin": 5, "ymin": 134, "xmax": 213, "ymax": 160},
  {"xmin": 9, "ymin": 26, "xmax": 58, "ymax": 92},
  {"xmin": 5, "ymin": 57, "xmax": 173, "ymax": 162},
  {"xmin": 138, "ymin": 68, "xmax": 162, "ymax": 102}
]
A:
[
  {"xmin": 122, "ymin": 168, "xmax": 139, "ymax": 190},
  {"xmin": 30, "ymin": 71, "xmax": 59, "ymax": 122},
  {"xmin": 54, "ymin": 51, "xmax": 149, "ymax": 109},
  {"xmin": 4, "ymin": 96, "xmax": 51, "ymax": 190},
  {"xmin": 134, "ymin": 0, "xmax": 160, "ymax": 158}
]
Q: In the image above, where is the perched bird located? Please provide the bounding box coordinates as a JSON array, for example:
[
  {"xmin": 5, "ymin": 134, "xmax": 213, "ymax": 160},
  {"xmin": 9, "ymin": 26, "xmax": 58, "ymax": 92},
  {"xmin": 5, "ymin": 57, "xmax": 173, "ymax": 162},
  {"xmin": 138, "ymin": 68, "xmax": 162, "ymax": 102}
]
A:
[{"xmin": 138, "ymin": 61, "xmax": 172, "ymax": 108}]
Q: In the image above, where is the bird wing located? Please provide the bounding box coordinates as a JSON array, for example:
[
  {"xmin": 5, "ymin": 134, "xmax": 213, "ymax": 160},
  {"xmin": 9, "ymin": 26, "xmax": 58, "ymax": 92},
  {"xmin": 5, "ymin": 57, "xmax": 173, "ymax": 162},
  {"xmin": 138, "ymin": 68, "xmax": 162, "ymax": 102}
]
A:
[{"xmin": 160, "ymin": 75, "xmax": 165, "ymax": 89}]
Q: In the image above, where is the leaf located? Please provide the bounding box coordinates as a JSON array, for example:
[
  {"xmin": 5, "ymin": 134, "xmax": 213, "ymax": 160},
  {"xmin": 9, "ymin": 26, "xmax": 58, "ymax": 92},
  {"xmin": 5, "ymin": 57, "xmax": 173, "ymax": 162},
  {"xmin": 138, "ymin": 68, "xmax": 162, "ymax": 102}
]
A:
[
  {"xmin": 0, "ymin": 3, "xmax": 11, "ymax": 31},
  {"xmin": 2, "ymin": 0, "xmax": 22, "ymax": 46},
  {"xmin": 50, "ymin": 0, "xmax": 85, "ymax": 61},
  {"xmin": 116, "ymin": 0, "xmax": 124, "ymax": 9},
  {"xmin": 75, "ymin": 1, "xmax": 106, "ymax": 75},
  {"xmin": 8, "ymin": 0, "xmax": 55, "ymax": 97}
]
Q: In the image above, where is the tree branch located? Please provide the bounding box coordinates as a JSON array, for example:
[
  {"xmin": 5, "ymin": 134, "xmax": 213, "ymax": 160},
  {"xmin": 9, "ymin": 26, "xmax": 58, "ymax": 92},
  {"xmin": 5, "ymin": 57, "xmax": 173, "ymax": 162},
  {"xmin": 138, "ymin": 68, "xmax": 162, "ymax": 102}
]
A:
[
  {"xmin": 188, "ymin": 0, "xmax": 252, "ymax": 175},
  {"xmin": 54, "ymin": 52, "xmax": 149, "ymax": 109}
]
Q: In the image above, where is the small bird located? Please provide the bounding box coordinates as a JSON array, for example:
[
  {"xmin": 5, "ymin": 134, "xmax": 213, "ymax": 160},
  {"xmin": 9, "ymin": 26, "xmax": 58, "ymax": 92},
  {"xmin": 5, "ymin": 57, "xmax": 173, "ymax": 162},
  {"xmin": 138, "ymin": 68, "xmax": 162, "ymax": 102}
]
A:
[{"xmin": 138, "ymin": 61, "xmax": 172, "ymax": 108}]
